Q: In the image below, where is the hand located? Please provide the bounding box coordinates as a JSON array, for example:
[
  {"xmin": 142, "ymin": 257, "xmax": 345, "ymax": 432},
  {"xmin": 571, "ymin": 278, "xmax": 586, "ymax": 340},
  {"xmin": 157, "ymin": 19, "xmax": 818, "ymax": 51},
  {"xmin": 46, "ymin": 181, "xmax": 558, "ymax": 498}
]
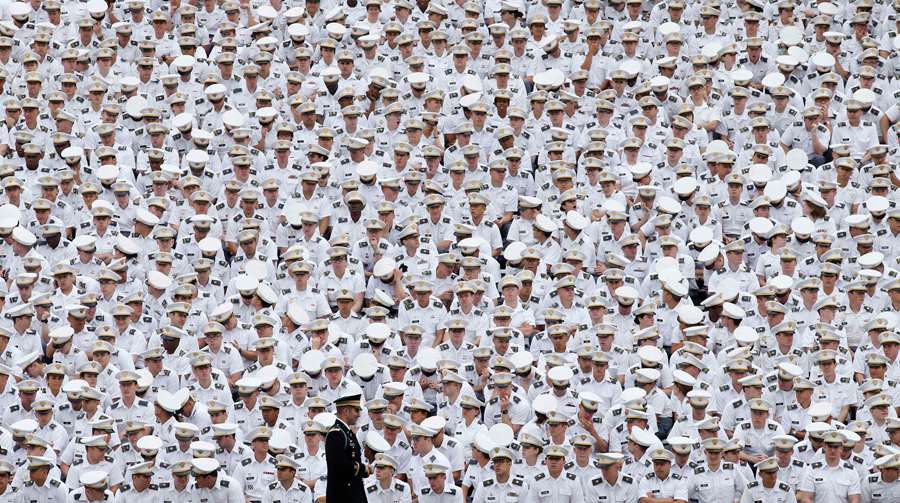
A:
[
  {"xmin": 365, "ymin": 464, "xmax": 375, "ymax": 475},
  {"xmin": 273, "ymin": 88, "xmax": 283, "ymax": 99},
  {"xmin": 40, "ymin": 311, "xmax": 50, "ymax": 322},
  {"xmin": 480, "ymin": 367, "xmax": 490, "ymax": 383},
  {"xmin": 579, "ymin": 416, "xmax": 596, "ymax": 434},
  {"xmin": 700, "ymin": 87, "xmax": 711, "ymax": 103},
  {"xmin": 499, "ymin": 394, "xmax": 510, "ymax": 409}
]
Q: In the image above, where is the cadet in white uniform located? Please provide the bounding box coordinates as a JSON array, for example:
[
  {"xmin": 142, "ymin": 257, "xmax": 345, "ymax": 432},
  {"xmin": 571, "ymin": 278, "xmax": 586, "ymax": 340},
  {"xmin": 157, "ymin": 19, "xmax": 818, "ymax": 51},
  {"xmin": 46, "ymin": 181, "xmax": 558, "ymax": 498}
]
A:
[
  {"xmin": 637, "ymin": 449, "xmax": 689, "ymax": 503},
  {"xmin": 740, "ymin": 457, "xmax": 797, "ymax": 503},
  {"xmin": 689, "ymin": 438, "xmax": 748, "ymax": 503},
  {"xmin": 14, "ymin": 456, "xmax": 68, "ymax": 503},
  {"xmin": 418, "ymin": 463, "xmax": 464, "ymax": 503},
  {"xmin": 797, "ymin": 431, "xmax": 862, "ymax": 503},
  {"xmin": 525, "ymin": 445, "xmax": 584, "ymax": 503},
  {"xmin": 263, "ymin": 455, "xmax": 314, "ymax": 503},
  {"xmin": 472, "ymin": 447, "xmax": 529, "ymax": 503},
  {"xmin": 861, "ymin": 453, "xmax": 900, "ymax": 503},
  {"xmin": 365, "ymin": 454, "xmax": 412, "ymax": 503},
  {"xmin": 585, "ymin": 453, "xmax": 637, "ymax": 503}
]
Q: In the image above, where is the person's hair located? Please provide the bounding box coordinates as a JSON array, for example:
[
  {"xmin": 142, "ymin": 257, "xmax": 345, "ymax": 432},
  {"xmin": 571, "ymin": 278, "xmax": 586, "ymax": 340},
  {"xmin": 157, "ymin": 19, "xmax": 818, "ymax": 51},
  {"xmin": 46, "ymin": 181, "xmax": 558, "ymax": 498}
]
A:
[
  {"xmin": 807, "ymin": 203, "xmax": 827, "ymax": 220},
  {"xmin": 674, "ymin": 381, "xmax": 693, "ymax": 396}
]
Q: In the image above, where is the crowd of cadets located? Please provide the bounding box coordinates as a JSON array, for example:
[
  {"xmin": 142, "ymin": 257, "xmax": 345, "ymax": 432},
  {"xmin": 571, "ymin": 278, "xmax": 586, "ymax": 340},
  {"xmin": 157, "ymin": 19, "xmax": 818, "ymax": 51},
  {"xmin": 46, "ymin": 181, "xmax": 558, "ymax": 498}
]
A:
[{"xmin": 7, "ymin": 0, "xmax": 900, "ymax": 501}]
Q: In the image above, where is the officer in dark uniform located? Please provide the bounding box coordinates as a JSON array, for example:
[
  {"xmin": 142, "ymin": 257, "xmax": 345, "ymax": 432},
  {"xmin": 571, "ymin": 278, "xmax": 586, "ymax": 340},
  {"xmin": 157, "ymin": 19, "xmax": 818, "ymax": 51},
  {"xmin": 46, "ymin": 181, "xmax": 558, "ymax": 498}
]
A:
[{"xmin": 325, "ymin": 382, "xmax": 370, "ymax": 503}]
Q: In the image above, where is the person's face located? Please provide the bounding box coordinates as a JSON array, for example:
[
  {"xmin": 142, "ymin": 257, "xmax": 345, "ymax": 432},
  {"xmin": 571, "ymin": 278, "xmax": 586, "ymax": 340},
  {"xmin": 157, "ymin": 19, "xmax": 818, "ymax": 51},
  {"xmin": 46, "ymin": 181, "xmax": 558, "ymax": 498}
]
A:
[
  {"xmin": 871, "ymin": 402, "xmax": 890, "ymax": 420},
  {"xmin": 324, "ymin": 367, "xmax": 343, "ymax": 386},
  {"xmin": 884, "ymin": 342, "xmax": 900, "ymax": 361},
  {"xmin": 824, "ymin": 443, "xmax": 842, "ymax": 462},
  {"xmin": 492, "ymin": 457, "xmax": 511, "ymax": 477}
]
